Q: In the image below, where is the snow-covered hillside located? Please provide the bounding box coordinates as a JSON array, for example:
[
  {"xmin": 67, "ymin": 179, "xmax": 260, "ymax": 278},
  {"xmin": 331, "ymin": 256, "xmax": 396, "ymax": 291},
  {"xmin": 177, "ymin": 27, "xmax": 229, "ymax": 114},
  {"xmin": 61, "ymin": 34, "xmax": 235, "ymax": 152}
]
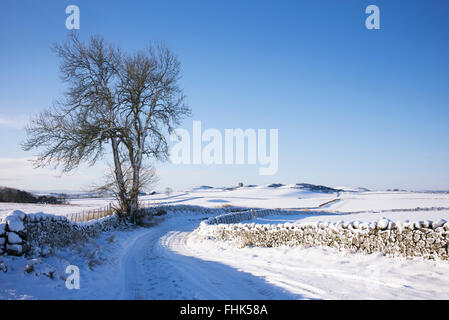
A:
[
  {"xmin": 147, "ymin": 185, "xmax": 449, "ymax": 210},
  {"xmin": 3, "ymin": 184, "xmax": 449, "ymax": 221}
]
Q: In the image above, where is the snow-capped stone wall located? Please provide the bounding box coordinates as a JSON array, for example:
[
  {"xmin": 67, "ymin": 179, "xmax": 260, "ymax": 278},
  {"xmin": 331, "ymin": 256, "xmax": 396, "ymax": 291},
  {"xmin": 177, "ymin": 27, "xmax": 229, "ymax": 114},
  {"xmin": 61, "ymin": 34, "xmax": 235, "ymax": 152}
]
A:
[
  {"xmin": 0, "ymin": 210, "xmax": 122, "ymax": 256},
  {"xmin": 200, "ymin": 210, "xmax": 449, "ymax": 261},
  {"xmin": 0, "ymin": 210, "xmax": 27, "ymax": 255}
]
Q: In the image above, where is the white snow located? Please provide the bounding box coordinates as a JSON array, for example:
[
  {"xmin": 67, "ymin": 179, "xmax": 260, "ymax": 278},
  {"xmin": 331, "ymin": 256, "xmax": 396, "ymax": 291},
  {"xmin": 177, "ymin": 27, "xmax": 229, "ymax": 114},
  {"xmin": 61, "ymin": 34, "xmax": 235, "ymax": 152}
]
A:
[
  {"xmin": 1, "ymin": 186, "xmax": 449, "ymax": 300},
  {"xmin": 146, "ymin": 186, "xmax": 337, "ymax": 209},
  {"xmin": 0, "ymin": 197, "xmax": 116, "ymax": 220},
  {"xmin": 3, "ymin": 186, "xmax": 449, "ymax": 221},
  {"xmin": 174, "ymin": 227, "xmax": 449, "ymax": 299},
  {"xmin": 324, "ymin": 191, "xmax": 449, "ymax": 212}
]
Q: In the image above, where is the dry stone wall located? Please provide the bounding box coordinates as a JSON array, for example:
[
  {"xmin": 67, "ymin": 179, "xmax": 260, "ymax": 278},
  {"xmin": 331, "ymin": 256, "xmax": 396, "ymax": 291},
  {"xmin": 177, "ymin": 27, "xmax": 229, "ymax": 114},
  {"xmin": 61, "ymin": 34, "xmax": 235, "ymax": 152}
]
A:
[
  {"xmin": 0, "ymin": 210, "xmax": 122, "ymax": 256},
  {"xmin": 200, "ymin": 209, "xmax": 449, "ymax": 261}
]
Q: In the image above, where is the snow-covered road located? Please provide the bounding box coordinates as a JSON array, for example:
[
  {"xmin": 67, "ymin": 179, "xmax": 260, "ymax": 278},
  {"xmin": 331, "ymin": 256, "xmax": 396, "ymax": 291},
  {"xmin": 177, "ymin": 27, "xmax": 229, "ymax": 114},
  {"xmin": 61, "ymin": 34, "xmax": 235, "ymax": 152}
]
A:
[{"xmin": 121, "ymin": 214, "xmax": 299, "ymax": 299}]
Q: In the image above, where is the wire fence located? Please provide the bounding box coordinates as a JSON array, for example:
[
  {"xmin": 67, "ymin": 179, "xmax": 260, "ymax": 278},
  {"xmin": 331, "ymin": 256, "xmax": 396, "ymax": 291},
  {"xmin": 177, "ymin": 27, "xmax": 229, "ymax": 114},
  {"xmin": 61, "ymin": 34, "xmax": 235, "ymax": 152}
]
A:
[
  {"xmin": 67, "ymin": 199, "xmax": 155, "ymax": 223},
  {"xmin": 67, "ymin": 203, "xmax": 115, "ymax": 223}
]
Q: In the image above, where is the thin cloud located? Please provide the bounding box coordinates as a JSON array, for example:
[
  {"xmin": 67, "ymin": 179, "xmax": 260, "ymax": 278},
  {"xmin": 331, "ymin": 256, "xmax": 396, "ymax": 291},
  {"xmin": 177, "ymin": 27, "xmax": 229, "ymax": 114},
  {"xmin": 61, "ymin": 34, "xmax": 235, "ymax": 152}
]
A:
[
  {"xmin": 0, "ymin": 114, "xmax": 28, "ymax": 129},
  {"xmin": 0, "ymin": 157, "xmax": 105, "ymax": 191}
]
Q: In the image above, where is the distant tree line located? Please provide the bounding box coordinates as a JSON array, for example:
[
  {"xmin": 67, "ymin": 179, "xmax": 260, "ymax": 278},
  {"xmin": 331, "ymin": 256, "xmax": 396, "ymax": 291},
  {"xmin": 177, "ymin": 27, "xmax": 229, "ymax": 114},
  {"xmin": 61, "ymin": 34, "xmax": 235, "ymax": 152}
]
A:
[{"xmin": 0, "ymin": 187, "xmax": 67, "ymax": 204}]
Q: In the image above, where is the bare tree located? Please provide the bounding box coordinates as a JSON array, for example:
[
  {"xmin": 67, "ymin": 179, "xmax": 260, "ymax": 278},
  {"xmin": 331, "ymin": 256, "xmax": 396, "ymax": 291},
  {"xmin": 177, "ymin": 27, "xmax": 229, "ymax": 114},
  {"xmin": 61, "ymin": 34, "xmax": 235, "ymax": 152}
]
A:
[
  {"xmin": 165, "ymin": 187, "xmax": 173, "ymax": 197},
  {"xmin": 22, "ymin": 33, "xmax": 190, "ymax": 221}
]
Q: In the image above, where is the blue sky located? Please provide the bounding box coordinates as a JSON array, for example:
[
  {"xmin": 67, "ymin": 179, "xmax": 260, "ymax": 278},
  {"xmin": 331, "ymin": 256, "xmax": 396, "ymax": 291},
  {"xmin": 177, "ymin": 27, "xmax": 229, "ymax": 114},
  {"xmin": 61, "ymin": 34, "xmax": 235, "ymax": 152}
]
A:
[{"xmin": 0, "ymin": 0, "xmax": 449, "ymax": 191}]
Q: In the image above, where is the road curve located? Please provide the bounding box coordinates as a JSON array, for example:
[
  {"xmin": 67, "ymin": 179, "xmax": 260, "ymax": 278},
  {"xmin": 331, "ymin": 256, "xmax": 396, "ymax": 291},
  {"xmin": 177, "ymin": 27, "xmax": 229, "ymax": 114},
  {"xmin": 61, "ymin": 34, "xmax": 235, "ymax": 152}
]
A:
[{"xmin": 121, "ymin": 213, "xmax": 299, "ymax": 300}]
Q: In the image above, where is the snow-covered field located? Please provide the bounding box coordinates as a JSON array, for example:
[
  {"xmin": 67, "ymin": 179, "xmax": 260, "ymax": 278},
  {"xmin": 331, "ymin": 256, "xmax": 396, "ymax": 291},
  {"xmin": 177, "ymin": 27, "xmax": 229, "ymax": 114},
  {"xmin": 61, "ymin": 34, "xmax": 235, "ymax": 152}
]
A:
[
  {"xmin": 1, "ymin": 184, "xmax": 449, "ymax": 299},
  {"xmin": 0, "ymin": 197, "xmax": 116, "ymax": 220},
  {"xmin": 4, "ymin": 185, "xmax": 449, "ymax": 222},
  {"xmin": 147, "ymin": 184, "xmax": 337, "ymax": 209},
  {"xmin": 145, "ymin": 185, "xmax": 449, "ymax": 217}
]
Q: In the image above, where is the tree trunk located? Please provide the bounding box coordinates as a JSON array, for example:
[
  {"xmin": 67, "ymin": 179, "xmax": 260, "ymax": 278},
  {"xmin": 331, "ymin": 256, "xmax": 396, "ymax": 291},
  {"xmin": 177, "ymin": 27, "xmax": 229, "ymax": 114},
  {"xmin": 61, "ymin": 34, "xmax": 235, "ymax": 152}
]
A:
[
  {"xmin": 129, "ymin": 137, "xmax": 144, "ymax": 223},
  {"xmin": 111, "ymin": 137, "xmax": 130, "ymax": 218}
]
